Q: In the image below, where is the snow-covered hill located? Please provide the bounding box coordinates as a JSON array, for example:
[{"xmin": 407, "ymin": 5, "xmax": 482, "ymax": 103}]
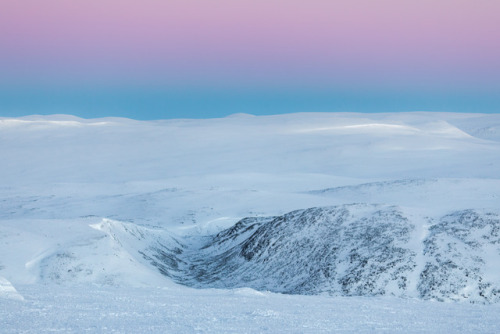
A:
[{"xmin": 41, "ymin": 204, "xmax": 496, "ymax": 303}]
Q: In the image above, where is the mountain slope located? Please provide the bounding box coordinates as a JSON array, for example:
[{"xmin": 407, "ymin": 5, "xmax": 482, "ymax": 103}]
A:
[
  {"xmin": 185, "ymin": 205, "xmax": 416, "ymax": 296},
  {"xmin": 419, "ymin": 210, "xmax": 500, "ymax": 303},
  {"xmin": 3, "ymin": 205, "xmax": 498, "ymax": 303},
  {"xmin": 46, "ymin": 204, "xmax": 496, "ymax": 303},
  {"xmin": 177, "ymin": 205, "xmax": 500, "ymax": 302}
]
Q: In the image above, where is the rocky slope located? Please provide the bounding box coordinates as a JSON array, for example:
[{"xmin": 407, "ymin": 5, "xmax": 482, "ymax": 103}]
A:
[
  {"xmin": 28, "ymin": 204, "xmax": 500, "ymax": 303},
  {"xmin": 97, "ymin": 204, "xmax": 498, "ymax": 303},
  {"xmin": 184, "ymin": 205, "xmax": 416, "ymax": 297},
  {"xmin": 419, "ymin": 210, "xmax": 500, "ymax": 303}
]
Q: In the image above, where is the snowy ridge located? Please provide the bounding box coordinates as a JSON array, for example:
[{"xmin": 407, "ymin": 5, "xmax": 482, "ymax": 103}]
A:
[
  {"xmin": 35, "ymin": 219, "xmax": 176, "ymax": 287},
  {"xmin": 23, "ymin": 205, "xmax": 498, "ymax": 303}
]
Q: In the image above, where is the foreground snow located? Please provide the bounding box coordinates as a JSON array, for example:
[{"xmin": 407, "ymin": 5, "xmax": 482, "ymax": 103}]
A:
[{"xmin": 2, "ymin": 285, "xmax": 500, "ymax": 333}]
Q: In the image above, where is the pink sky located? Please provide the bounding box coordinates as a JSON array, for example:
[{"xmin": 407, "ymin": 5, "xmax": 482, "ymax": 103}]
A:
[{"xmin": 1, "ymin": 0, "xmax": 499, "ymax": 90}]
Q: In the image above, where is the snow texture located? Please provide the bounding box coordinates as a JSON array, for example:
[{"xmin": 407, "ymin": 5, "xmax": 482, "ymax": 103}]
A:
[{"xmin": 1, "ymin": 112, "xmax": 500, "ymax": 332}]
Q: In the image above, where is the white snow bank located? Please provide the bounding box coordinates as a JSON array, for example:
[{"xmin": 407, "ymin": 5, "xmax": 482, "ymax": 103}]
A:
[{"xmin": 0, "ymin": 276, "xmax": 24, "ymax": 301}]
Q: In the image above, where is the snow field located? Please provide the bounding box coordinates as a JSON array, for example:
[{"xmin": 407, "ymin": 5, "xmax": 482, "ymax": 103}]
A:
[{"xmin": 1, "ymin": 112, "xmax": 500, "ymax": 332}]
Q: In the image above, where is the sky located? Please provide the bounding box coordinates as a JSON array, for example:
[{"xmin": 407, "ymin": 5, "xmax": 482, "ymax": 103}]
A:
[{"xmin": 0, "ymin": 0, "xmax": 499, "ymax": 119}]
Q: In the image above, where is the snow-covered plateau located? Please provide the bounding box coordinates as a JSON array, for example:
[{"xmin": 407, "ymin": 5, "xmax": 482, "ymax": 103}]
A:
[{"xmin": 1, "ymin": 112, "xmax": 500, "ymax": 333}]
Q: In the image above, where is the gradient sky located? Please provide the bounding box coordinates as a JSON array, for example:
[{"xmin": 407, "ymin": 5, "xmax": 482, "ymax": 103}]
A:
[{"xmin": 1, "ymin": 0, "xmax": 499, "ymax": 118}]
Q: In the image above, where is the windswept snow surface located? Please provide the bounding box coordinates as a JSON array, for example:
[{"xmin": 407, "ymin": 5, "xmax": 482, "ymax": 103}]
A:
[
  {"xmin": 3, "ymin": 285, "xmax": 500, "ymax": 333},
  {"xmin": 1, "ymin": 112, "xmax": 500, "ymax": 332}
]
